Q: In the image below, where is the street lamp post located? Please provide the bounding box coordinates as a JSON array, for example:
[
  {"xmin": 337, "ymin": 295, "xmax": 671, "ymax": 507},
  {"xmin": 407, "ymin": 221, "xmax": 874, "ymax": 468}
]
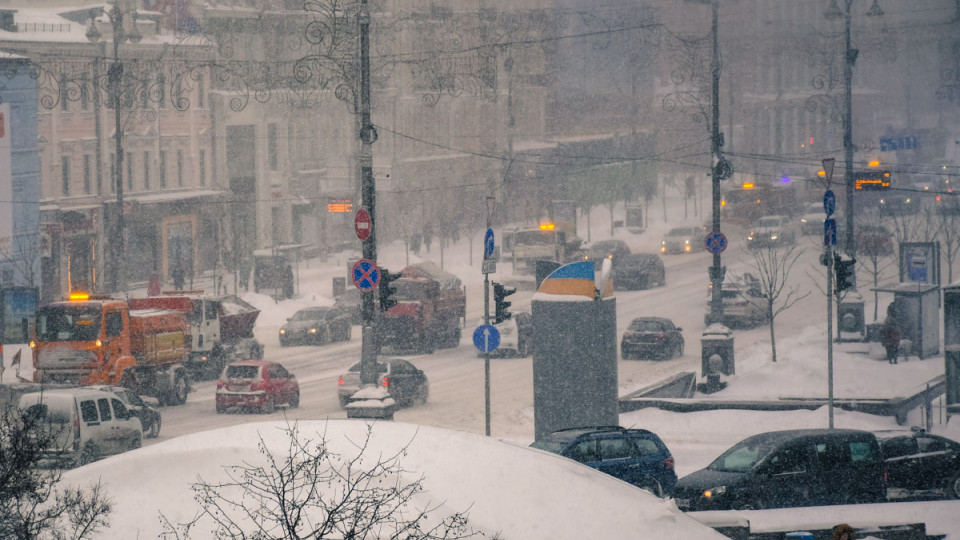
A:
[
  {"xmin": 87, "ymin": 2, "xmax": 141, "ymax": 293},
  {"xmin": 825, "ymin": 0, "xmax": 883, "ymax": 270}
]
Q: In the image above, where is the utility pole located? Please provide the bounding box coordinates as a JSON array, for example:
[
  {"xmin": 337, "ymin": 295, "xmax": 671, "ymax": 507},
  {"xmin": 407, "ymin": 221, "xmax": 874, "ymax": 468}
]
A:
[
  {"xmin": 358, "ymin": 0, "xmax": 380, "ymax": 388},
  {"xmin": 708, "ymin": 0, "xmax": 725, "ymax": 323}
]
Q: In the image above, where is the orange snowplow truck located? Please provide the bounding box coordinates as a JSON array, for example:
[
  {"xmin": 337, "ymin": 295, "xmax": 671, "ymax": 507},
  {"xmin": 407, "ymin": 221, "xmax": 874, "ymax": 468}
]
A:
[{"xmin": 32, "ymin": 292, "xmax": 192, "ymax": 406}]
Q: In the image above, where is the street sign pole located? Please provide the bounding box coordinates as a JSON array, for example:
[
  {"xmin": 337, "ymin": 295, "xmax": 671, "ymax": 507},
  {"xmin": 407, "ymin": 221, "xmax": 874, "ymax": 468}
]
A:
[
  {"xmin": 827, "ymin": 242, "xmax": 835, "ymax": 430},
  {"xmin": 483, "ymin": 223, "xmax": 492, "ymax": 436}
]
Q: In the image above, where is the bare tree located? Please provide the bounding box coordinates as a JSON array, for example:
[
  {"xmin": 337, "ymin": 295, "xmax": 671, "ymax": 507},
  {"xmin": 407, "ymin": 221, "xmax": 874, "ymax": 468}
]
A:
[
  {"xmin": 0, "ymin": 404, "xmax": 112, "ymax": 540},
  {"xmin": 854, "ymin": 208, "xmax": 899, "ymax": 321},
  {"xmin": 748, "ymin": 244, "xmax": 810, "ymax": 363},
  {"xmin": 161, "ymin": 422, "xmax": 485, "ymax": 540},
  {"xmin": 0, "ymin": 233, "xmax": 42, "ymax": 287},
  {"xmin": 934, "ymin": 206, "xmax": 960, "ymax": 283}
]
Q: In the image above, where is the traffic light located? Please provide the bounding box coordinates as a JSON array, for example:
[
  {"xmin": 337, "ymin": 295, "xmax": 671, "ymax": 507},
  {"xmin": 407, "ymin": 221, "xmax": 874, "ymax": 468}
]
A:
[
  {"xmin": 493, "ymin": 282, "xmax": 516, "ymax": 324},
  {"xmin": 378, "ymin": 268, "xmax": 401, "ymax": 312},
  {"xmin": 834, "ymin": 256, "xmax": 856, "ymax": 294}
]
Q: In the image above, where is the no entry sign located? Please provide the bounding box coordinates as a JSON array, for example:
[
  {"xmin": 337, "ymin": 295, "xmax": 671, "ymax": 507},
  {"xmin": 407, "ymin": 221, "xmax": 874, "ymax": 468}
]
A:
[{"xmin": 354, "ymin": 209, "xmax": 372, "ymax": 242}]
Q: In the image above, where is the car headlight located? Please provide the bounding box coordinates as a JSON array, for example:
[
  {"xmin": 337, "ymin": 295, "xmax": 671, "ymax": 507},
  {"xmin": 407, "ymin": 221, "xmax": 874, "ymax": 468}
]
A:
[
  {"xmin": 801, "ymin": 218, "xmax": 808, "ymax": 223},
  {"xmin": 771, "ymin": 235, "xmax": 778, "ymax": 240},
  {"xmin": 704, "ymin": 485, "xmax": 727, "ymax": 498},
  {"xmin": 279, "ymin": 329, "xmax": 286, "ymax": 335},
  {"xmin": 747, "ymin": 235, "xmax": 754, "ymax": 241},
  {"xmin": 685, "ymin": 239, "xmax": 690, "ymax": 244},
  {"xmin": 309, "ymin": 328, "xmax": 318, "ymax": 334}
]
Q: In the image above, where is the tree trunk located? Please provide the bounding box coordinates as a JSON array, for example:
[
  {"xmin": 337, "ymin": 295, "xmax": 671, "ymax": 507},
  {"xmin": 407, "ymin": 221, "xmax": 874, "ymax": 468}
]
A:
[
  {"xmin": 609, "ymin": 202, "xmax": 616, "ymax": 237},
  {"xmin": 768, "ymin": 300, "xmax": 777, "ymax": 363}
]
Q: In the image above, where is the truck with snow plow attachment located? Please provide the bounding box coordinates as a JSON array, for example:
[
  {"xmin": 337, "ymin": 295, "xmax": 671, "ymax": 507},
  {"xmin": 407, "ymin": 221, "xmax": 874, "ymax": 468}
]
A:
[
  {"xmin": 378, "ymin": 262, "xmax": 466, "ymax": 354},
  {"xmin": 32, "ymin": 293, "xmax": 192, "ymax": 406},
  {"xmin": 128, "ymin": 291, "xmax": 262, "ymax": 379}
]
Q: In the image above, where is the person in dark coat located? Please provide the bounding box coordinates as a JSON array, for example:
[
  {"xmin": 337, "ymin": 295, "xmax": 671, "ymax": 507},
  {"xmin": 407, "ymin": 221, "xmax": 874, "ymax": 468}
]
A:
[{"xmin": 881, "ymin": 302, "xmax": 901, "ymax": 365}]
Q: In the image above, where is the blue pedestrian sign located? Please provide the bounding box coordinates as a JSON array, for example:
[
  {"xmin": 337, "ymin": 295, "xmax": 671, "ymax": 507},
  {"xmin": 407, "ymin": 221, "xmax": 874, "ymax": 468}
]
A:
[
  {"xmin": 352, "ymin": 259, "xmax": 381, "ymax": 290},
  {"xmin": 705, "ymin": 232, "xmax": 727, "ymax": 255},
  {"xmin": 823, "ymin": 190, "xmax": 836, "ymax": 217},
  {"xmin": 484, "ymin": 228, "xmax": 495, "ymax": 259},
  {"xmin": 473, "ymin": 324, "xmax": 500, "ymax": 353},
  {"xmin": 824, "ymin": 218, "xmax": 837, "ymax": 247}
]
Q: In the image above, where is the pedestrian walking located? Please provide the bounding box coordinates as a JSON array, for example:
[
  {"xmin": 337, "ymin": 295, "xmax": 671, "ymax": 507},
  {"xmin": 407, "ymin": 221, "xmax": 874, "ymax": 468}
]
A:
[
  {"xmin": 881, "ymin": 302, "xmax": 901, "ymax": 365},
  {"xmin": 282, "ymin": 264, "xmax": 295, "ymax": 299}
]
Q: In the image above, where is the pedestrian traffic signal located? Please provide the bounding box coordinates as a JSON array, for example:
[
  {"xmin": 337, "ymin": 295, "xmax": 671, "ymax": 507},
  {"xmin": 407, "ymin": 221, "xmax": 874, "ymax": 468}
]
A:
[
  {"xmin": 493, "ymin": 282, "xmax": 516, "ymax": 324},
  {"xmin": 834, "ymin": 256, "xmax": 856, "ymax": 294},
  {"xmin": 379, "ymin": 268, "xmax": 401, "ymax": 311}
]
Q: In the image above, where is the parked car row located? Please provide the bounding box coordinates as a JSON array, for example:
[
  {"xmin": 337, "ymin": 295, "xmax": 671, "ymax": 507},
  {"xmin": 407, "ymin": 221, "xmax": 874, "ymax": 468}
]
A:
[{"xmin": 529, "ymin": 425, "xmax": 960, "ymax": 507}]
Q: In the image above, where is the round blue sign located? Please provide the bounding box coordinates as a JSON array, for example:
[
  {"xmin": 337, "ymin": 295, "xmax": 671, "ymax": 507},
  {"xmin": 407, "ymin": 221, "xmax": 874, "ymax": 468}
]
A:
[
  {"xmin": 484, "ymin": 228, "xmax": 495, "ymax": 258},
  {"xmin": 823, "ymin": 190, "xmax": 836, "ymax": 217},
  {"xmin": 352, "ymin": 259, "xmax": 380, "ymax": 290},
  {"xmin": 473, "ymin": 324, "xmax": 500, "ymax": 353}
]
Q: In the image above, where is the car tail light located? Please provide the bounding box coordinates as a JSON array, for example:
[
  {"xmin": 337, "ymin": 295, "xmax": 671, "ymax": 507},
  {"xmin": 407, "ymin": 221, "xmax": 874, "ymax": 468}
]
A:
[
  {"xmin": 664, "ymin": 456, "xmax": 675, "ymax": 470},
  {"xmin": 659, "ymin": 333, "xmax": 665, "ymax": 339},
  {"xmin": 217, "ymin": 380, "xmax": 223, "ymax": 389},
  {"xmin": 338, "ymin": 375, "xmax": 343, "ymax": 386},
  {"xmin": 381, "ymin": 376, "xmax": 389, "ymax": 387}
]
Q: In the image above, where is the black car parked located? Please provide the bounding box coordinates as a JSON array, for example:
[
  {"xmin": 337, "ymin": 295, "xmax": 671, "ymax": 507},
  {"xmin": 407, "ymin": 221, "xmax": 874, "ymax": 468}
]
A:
[
  {"xmin": 621, "ymin": 317, "xmax": 683, "ymax": 360},
  {"xmin": 530, "ymin": 426, "xmax": 678, "ymax": 497},
  {"xmin": 877, "ymin": 428, "xmax": 960, "ymax": 500},
  {"xmin": 674, "ymin": 429, "xmax": 886, "ymax": 511},
  {"xmin": 280, "ymin": 306, "xmax": 352, "ymax": 346},
  {"xmin": 613, "ymin": 253, "xmax": 665, "ymax": 290}
]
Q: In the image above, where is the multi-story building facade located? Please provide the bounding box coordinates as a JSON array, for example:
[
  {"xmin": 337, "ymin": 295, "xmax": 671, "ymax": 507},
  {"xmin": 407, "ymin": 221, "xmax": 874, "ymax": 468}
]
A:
[{"xmin": 0, "ymin": 2, "xmax": 216, "ymax": 300}]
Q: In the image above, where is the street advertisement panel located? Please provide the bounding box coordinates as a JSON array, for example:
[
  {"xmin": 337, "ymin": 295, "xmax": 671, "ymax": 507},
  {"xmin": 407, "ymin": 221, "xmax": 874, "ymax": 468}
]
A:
[
  {"xmin": 899, "ymin": 242, "xmax": 940, "ymax": 284},
  {"xmin": 0, "ymin": 103, "xmax": 11, "ymax": 255}
]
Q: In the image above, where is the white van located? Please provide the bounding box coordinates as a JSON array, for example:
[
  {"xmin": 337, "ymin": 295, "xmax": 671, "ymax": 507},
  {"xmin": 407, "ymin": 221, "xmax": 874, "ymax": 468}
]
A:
[{"xmin": 18, "ymin": 388, "xmax": 143, "ymax": 467}]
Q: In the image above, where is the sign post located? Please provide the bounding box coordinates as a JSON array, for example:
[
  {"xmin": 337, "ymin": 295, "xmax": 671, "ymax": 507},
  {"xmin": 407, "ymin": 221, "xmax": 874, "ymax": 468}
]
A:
[{"xmin": 823, "ymin": 182, "xmax": 836, "ymax": 429}]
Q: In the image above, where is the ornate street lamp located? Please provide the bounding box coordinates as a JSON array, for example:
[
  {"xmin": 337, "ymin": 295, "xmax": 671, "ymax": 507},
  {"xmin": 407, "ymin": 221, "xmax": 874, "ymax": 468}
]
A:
[{"xmin": 87, "ymin": 2, "xmax": 141, "ymax": 293}]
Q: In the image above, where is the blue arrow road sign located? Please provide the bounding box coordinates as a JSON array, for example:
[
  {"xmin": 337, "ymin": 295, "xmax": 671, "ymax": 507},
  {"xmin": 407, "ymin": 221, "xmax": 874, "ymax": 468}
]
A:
[
  {"xmin": 473, "ymin": 324, "xmax": 500, "ymax": 353},
  {"xmin": 824, "ymin": 218, "xmax": 837, "ymax": 247},
  {"xmin": 484, "ymin": 228, "xmax": 495, "ymax": 258},
  {"xmin": 823, "ymin": 190, "xmax": 836, "ymax": 217},
  {"xmin": 352, "ymin": 259, "xmax": 381, "ymax": 290}
]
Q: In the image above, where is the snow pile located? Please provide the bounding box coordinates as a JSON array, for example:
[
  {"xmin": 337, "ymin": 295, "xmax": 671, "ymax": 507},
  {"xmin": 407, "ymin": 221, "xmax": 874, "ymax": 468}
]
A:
[{"xmin": 63, "ymin": 420, "xmax": 726, "ymax": 540}]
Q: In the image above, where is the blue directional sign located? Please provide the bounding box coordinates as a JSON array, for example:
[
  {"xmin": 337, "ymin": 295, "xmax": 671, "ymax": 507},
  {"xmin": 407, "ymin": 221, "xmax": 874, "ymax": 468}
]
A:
[
  {"xmin": 352, "ymin": 259, "xmax": 381, "ymax": 290},
  {"xmin": 705, "ymin": 232, "xmax": 727, "ymax": 255},
  {"xmin": 484, "ymin": 228, "xmax": 495, "ymax": 258},
  {"xmin": 473, "ymin": 324, "xmax": 500, "ymax": 353},
  {"xmin": 823, "ymin": 190, "xmax": 836, "ymax": 217},
  {"xmin": 824, "ymin": 218, "xmax": 837, "ymax": 247}
]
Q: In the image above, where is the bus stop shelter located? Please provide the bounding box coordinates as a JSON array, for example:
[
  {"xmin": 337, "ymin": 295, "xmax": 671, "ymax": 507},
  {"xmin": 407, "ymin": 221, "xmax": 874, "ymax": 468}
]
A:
[{"xmin": 872, "ymin": 282, "xmax": 940, "ymax": 359}]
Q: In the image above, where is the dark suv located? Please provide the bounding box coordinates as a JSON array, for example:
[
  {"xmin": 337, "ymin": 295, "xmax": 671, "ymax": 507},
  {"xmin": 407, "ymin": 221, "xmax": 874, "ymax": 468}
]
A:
[
  {"xmin": 529, "ymin": 426, "xmax": 677, "ymax": 497},
  {"xmin": 877, "ymin": 428, "xmax": 960, "ymax": 500}
]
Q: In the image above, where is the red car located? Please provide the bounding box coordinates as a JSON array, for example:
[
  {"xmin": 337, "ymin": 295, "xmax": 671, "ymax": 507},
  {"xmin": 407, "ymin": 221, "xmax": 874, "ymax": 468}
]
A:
[{"xmin": 216, "ymin": 360, "xmax": 300, "ymax": 414}]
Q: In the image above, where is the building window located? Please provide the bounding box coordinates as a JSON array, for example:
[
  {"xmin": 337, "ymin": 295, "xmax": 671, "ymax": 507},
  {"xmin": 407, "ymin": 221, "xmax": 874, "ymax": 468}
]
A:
[
  {"xmin": 197, "ymin": 73, "xmax": 205, "ymax": 108},
  {"xmin": 199, "ymin": 150, "xmax": 206, "ymax": 186},
  {"xmin": 83, "ymin": 154, "xmax": 91, "ymax": 194},
  {"xmin": 268, "ymin": 123, "xmax": 278, "ymax": 170},
  {"xmin": 127, "ymin": 153, "xmax": 133, "ymax": 191},
  {"xmin": 177, "ymin": 149, "xmax": 183, "ymax": 187},
  {"xmin": 61, "ymin": 156, "xmax": 70, "ymax": 195},
  {"xmin": 144, "ymin": 151, "xmax": 150, "ymax": 189},
  {"xmin": 159, "ymin": 150, "xmax": 167, "ymax": 188}
]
